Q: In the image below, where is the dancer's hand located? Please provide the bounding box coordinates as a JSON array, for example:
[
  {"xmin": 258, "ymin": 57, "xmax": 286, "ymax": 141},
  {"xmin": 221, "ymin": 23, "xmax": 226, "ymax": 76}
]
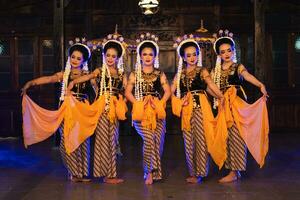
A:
[
  {"xmin": 218, "ymin": 97, "xmax": 225, "ymax": 110},
  {"xmin": 21, "ymin": 81, "xmax": 33, "ymax": 96},
  {"xmin": 182, "ymin": 95, "xmax": 189, "ymax": 106},
  {"xmin": 67, "ymin": 81, "xmax": 74, "ymax": 91},
  {"xmin": 66, "ymin": 81, "xmax": 74, "ymax": 96},
  {"xmin": 260, "ymin": 84, "xmax": 269, "ymax": 98},
  {"xmin": 66, "ymin": 89, "xmax": 73, "ymax": 96}
]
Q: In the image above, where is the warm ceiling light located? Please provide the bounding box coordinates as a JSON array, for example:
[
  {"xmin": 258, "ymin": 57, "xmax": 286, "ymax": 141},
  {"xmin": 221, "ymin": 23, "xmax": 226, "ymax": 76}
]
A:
[{"xmin": 138, "ymin": 0, "xmax": 159, "ymax": 15}]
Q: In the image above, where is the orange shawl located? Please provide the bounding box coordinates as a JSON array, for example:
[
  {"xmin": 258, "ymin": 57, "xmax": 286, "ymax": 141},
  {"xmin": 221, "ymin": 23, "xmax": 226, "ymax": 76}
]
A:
[
  {"xmin": 22, "ymin": 94, "xmax": 127, "ymax": 154},
  {"xmin": 132, "ymin": 95, "xmax": 166, "ymax": 130},
  {"xmin": 22, "ymin": 95, "xmax": 66, "ymax": 147},
  {"xmin": 223, "ymin": 86, "xmax": 269, "ymax": 167},
  {"xmin": 63, "ymin": 95, "xmax": 105, "ymax": 154},
  {"xmin": 171, "ymin": 92, "xmax": 228, "ymax": 169}
]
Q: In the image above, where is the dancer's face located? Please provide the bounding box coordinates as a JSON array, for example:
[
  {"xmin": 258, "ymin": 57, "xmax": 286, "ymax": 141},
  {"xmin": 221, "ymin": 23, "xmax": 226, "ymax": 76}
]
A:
[
  {"xmin": 219, "ymin": 43, "xmax": 234, "ymax": 62},
  {"xmin": 141, "ymin": 47, "xmax": 155, "ymax": 67},
  {"xmin": 70, "ymin": 50, "xmax": 84, "ymax": 68},
  {"xmin": 105, "ymin": 48, "xmax": 118, "ymax": 67},
  {"xmin": 184, "ymin": 46, "xmax": 198, "ymax": 67}
]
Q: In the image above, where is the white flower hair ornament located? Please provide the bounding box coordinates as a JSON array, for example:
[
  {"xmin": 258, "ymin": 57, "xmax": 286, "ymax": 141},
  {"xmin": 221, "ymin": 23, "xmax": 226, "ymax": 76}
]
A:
[
  {"xmin": 173, "ymin": 34, "xmax": 202, "ymax": 98},
  {"xmin": 60, "ymin": 38, "xmax": 91, "ymax": 101},
  {"xmin": 99, "ymin": 31, "xmax": 128, "ymax": 110},
  {"xmin": 134, "ymin": 33, "xmax": 160, "ymax": 100},
  {"xmin": 212, "ymin": 29, "xmax": 236, "ymax": 108}
]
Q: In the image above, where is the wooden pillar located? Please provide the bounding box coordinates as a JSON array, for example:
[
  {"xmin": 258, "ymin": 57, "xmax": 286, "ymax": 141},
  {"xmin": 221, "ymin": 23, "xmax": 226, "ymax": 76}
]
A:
[
  {"xmin": 86, "ymin": 0, "xmax": 93, "ymax": 39},
  {"xmin": 11, "ymin": 36, "xmax": 17, "ymax": 91},
  {"xmin": 179, "ymin": 14, "xmax": 184, "ymax": 35},
  {"xmin": 265, "ymin": 33, "xmax": 273, "ymax": 86},
  {"xmin": 254, "ymin": 0, "xmax": 266, "ymax": 81},
  {"xmin": 53, "ymin": 0, "xmax": 72, "ymax": 146},
  {"xmin": 240, "ymin": 34, "xmax": 248, "ymax": 67},
  {"xmin": 53, "ymin": 0, "xmax": 65, "ymax": 72},
  {"xmin": 288, "ymin": 33, "xmax": 296, "ymax": 87},
  {"xmin": 213, "ymin": 1, "xmax": 220, "ymax": 31}
]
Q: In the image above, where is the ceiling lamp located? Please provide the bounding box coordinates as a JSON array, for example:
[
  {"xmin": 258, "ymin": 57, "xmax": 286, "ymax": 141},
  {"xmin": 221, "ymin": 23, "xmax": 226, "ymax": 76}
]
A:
[{"xmin": 138, "ymin": 0, "xmax": 159, "ymax": 15}]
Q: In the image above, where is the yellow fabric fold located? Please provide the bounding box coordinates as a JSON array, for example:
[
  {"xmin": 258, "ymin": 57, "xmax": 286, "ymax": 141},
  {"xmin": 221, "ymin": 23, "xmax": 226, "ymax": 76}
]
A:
[
  {"xmin": 22, "ymin": 95, "xmax": 66, "ymax": 147},
  {"xmin": 181, "ymin": 93, "xmax": 193, "ymax": 132},
  {"xmin": 199, "ymin": 94, "xmax": 228, "ymax": 169},
  {"xmin": 224, "ymin": 90, "xmax": 234, "ymax": 128},
  {"xmin": 141, "ymin": 101, "xmax": 157, "ymax": 130},
  {"xmin": 23, "ymin": 94, "xmax": 107, "ymax": 154},
  {"xmin": 171, "ymin": 96, "xmax": 183, "ymax": 117},
  {"xmin": 115, "ymin": 95, "xmax": 128, "ymax": 120},
  {"xmin": 224, "ymin": 86, "xmax": 269, "ymax": 167},
  {"xmin": 176, "ymin": 93, "xmax": 228, "ymax": 169},
  {"xmin": 63, "ymin": 95, "xmax": 105, "ymax": 154},
  {"xmin": 153, "ymin": 98, "xmax": 166, "ymax": 120},
  {"xmin": 132, "ymin": 96, "xmax": 166, "ymax": 131},
  {"xmin": 108, "ymin": 96, "xmax": 117, "ymax": 123},
  {"xmin": 132, "ymin": 100, "xmax": 145, "ymax": 121}
]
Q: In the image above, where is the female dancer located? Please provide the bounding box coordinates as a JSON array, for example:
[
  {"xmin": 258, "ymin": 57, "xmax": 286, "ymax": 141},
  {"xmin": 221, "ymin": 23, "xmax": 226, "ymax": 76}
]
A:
[
  {"xmin": 171, "ymin": 35, "xmax": 224, "ymax": 183},
  {"xmin": 22, "ymin": 40, "xmax": 95, "ymax": 182},
  {"xmin": 211, "ymin": 29, "xmax": 269, "ymax": 183},
  {"xmin": 125, "ymin": 33, "xmax": 171, "ymax": 185},
  {"xmin": 67, "ymin": 32, "xmax": 127, "ymax": 184}
]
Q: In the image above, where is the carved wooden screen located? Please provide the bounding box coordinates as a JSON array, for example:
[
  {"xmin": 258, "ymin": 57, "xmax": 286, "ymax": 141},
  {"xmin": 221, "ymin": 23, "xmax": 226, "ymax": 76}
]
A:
[
  {"xmin": 0, "ymin": 38, "xmax": 11, "ymax": 91},
  {"xmin": 294, "ymin": 35, "xmax": 300, "ymax": 86},
  {"xmin": 272, "ymin": 33, "xmax": 288, "ymax": 87},
  {"xmin": 18, "ymin": 38, "xmax": 35, "ymax": 89}
]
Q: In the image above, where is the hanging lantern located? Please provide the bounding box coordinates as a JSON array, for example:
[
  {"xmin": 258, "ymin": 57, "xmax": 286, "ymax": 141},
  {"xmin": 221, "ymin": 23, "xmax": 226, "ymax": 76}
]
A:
[{"xmin": 138, "ymin": 0, "xmax": 159, "ymax": 15}]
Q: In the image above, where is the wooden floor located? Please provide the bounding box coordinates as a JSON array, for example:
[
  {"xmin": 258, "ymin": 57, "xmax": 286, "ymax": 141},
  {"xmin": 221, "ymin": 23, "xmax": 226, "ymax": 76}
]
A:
[{"xmin": 0, "ymin": 132, "xmax": 300, "ymax": 200}]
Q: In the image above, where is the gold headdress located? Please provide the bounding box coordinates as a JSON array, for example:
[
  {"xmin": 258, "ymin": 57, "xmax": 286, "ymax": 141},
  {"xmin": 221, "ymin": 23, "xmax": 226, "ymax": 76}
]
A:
[
  {"xmin": 212, "ymin": 29, "xmax": 236, "ymax": 108},
  {"xmin": 60, "ymin": 37, "xmax": 91, "ymax": 101},
  {"xmin": 173, "ymin": 34, "xmax": 202, "ymax": 98},
  {"xmin": 135, "ymin": 32, "xmax": 159, "ymax": 100},
  {"xmin": 97, "ymin": 26, "xmax": 128, "ymax": 108}
]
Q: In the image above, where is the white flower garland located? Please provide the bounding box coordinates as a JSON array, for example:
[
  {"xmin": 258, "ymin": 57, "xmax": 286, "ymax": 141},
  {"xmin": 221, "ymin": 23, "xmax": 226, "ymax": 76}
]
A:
[
  {"xmin": 212, "ymin": 55, "xmax": 222, "ymax": 109},
  {"xmin": 134, "ymin": 35, "xmax": 160, "ymax": 101},
  {"xmin": 134, "ymin": 53, "xmax": 143, "ymax": 101},
  {"xmin": 59, "ymin": 57, "xmax": 71, "ymax": 101},
  {"xmin": 174, "ymin": 38, "xmax": 203, "ymax": 98},
  {"xmin": 100, "ymin": 55, "xmax": 113, "ymax": 109},
  {"xmin": 176, "ymin": 57, "xmax": 183, "ymax": 98}
]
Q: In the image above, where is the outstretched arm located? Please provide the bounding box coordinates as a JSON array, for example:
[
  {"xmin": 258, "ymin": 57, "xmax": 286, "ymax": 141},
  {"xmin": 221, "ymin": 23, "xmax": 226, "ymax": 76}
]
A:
[
  {"xmin": 67, "ymin": 68, "xmax": 100, "ymax": 91},
  {"xmin": 203, "ymin": 69, "xmax": 223, "ymax": 99},
  {"xmin": 239, "ymin": 64, "xmax": 268, "ymax": 97},
  {"xmin": 21, "ymin": 71, "xmax": 63, "ymax": 95}
]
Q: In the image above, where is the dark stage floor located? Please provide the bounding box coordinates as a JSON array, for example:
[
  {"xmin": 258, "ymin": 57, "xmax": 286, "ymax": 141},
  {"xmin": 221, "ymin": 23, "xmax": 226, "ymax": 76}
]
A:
[{"xmin": 1, "ymin": 132, "xmax": 300, "ymax": 200}]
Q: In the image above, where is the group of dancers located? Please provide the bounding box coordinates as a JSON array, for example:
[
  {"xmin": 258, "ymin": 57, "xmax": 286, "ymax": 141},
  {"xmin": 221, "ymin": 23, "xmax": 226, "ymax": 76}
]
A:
[{"xmin": 21, "ymin": 29, "xmax": 269, "ymax": 185}]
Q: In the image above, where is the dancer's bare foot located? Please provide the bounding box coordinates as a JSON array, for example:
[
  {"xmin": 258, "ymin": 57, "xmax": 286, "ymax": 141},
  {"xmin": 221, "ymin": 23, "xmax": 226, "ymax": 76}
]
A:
[
  {"xmin": 69, "ymin": 175, "xmax": 91, "ymax": 182},
  {"xmin": 80, "ymin": 178, "xmax": 91, "ymax": 182},
  {"xmin": 145, "ymin": 173, "xmax": 153, "ymax": 185},
  {"xmin": 104, "ymin": 177, "xmax": 124, "ymax": 184},
  {"xmin": 186, "ymin": 176, "xmax": 198, "ymax": 184},
  {"xmin": 69, "ymin": 175, "xmax": 81, "ymax": 182},
  {"xmin": 219, "ymin": 171, "xmax": 241, "ymax": 183}
]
